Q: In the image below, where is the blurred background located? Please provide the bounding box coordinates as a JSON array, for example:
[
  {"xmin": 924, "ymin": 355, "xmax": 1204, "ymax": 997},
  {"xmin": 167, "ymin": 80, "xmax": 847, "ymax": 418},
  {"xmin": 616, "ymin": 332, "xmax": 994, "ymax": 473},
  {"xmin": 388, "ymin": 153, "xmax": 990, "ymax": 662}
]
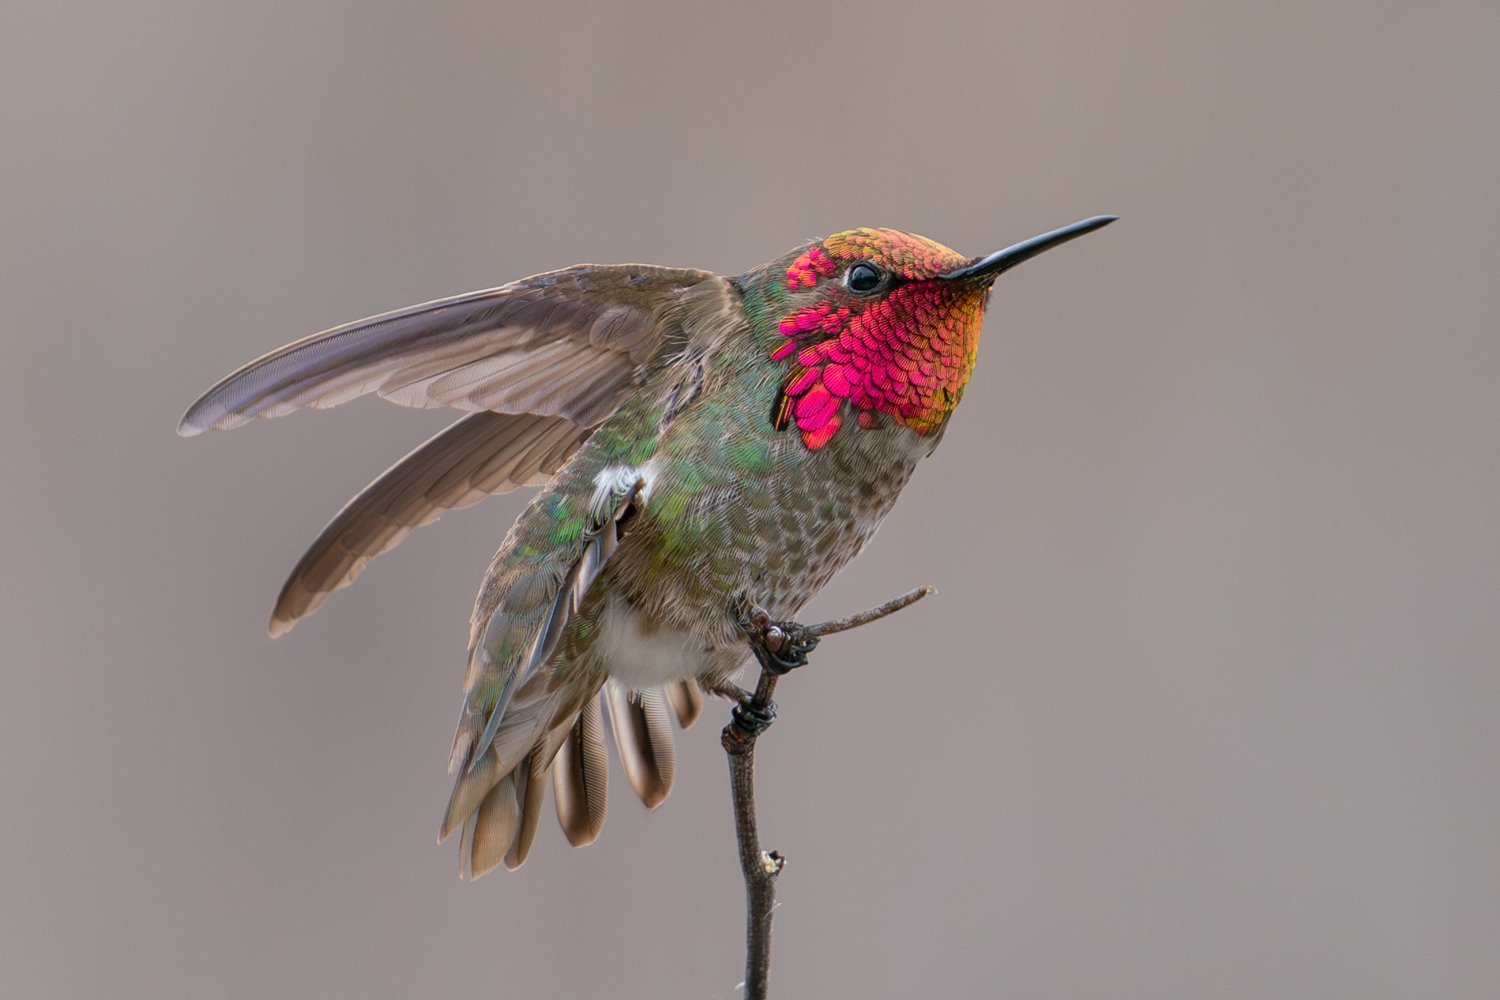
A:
[{"xmin": 2, "ymin": 2, "xmax": 1497, "ymax": 997}]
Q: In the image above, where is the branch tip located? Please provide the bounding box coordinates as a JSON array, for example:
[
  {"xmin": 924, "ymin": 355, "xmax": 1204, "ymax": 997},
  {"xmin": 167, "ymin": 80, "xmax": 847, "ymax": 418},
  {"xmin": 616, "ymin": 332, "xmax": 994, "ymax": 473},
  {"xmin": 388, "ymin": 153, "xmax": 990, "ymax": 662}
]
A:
[{"xmin": 807, "ymin": 584, "xmax": 936, "ymax": 637}]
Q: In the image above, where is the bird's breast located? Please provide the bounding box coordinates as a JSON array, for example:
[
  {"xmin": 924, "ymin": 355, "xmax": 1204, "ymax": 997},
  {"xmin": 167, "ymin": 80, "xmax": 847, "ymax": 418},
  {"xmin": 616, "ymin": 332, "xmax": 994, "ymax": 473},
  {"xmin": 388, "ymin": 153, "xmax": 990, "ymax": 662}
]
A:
[{"xmin": 584, "ymin": 398, "xmax": 936, "ymax": 660}]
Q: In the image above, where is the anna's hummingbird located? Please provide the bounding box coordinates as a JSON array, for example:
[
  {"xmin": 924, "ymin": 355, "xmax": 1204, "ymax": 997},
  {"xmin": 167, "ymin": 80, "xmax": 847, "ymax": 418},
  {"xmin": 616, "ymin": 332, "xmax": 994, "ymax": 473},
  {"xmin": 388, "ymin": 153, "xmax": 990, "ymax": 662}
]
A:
[{"xmin": 181, "ymin": 216, "xmax": 1115, "ymax": 878}]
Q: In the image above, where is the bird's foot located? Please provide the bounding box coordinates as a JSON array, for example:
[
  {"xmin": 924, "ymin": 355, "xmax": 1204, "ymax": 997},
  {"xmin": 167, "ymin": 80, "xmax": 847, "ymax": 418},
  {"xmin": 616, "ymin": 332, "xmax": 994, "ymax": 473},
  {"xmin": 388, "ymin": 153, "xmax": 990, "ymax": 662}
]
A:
[
  {"xmin": 741, "ymin": 607, "xmax": 820, "ymax": 675},
  {"xmin": 730, "ymin": 698, "xmax": 778, "ymax": 739},
  {"xmin": 703, "ymin": 679, "xmax": 754, "ymax": 703}
]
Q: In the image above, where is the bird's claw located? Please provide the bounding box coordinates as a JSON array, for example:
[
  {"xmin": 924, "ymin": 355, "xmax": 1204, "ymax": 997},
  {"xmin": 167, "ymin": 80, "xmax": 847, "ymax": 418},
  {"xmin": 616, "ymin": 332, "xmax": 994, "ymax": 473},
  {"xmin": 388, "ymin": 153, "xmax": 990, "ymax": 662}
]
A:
[
  {"xmin": 742, "ymin": 607, "xmax": 819, "ymax": 674},
  {"xmin": 762, "ymin": 624, "xmax": 818, "ymax": 673},
  {"xmin": 731, "ymin": 698, "xmax": 777, "ymax": 738}
]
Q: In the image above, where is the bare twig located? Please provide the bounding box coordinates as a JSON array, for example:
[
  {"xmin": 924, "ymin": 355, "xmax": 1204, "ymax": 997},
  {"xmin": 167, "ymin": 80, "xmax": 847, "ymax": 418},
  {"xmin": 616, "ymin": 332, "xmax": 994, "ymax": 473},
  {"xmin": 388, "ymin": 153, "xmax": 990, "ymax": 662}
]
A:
[
  {"xmin": 722, "ymin": 584, "xmax": 935, "ymax": 999},
  {"xmin": 804, "ymin": 585, "xmax": 936, "ymax": 637}
]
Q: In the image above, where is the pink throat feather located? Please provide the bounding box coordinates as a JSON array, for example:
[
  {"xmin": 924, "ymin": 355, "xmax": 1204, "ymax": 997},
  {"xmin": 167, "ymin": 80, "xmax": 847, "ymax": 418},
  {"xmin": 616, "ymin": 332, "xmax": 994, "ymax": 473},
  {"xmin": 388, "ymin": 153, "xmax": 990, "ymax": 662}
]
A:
[{"xmin": 772, "ymin": 229, "xmax": 985, "ymax": 450}]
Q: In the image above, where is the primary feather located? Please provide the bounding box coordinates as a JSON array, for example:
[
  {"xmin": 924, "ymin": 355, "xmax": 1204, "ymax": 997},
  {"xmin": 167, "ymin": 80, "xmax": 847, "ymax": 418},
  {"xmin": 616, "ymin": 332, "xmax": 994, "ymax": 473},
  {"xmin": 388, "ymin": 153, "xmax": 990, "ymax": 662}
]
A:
[
  {"xmin": 177, "ymin": 264, "xmax": 718, "ymax": 435},
  {"xmin": 270, "ymin": 410, "xmax": 591, "ymax": 636}
]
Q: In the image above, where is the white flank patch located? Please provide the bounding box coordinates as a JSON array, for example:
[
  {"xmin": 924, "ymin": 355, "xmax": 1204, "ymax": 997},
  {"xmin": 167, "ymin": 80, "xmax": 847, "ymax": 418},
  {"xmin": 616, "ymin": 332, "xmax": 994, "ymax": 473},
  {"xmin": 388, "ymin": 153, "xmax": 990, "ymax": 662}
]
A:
[
  {"xmin": 588, "ymin": 460, "xmax": 659, "ymax": 520},
  {"xmin": 595, "ymin": 599, "xmax": 703, "ymax": 689}
]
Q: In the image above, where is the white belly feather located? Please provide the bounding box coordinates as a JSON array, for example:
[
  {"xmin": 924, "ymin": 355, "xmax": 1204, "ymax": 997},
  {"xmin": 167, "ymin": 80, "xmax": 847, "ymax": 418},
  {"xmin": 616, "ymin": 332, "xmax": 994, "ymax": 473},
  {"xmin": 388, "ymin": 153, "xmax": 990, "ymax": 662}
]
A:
[{"xmin": 594, "ymin": 598, "xmax": 705, "ymax": 689}]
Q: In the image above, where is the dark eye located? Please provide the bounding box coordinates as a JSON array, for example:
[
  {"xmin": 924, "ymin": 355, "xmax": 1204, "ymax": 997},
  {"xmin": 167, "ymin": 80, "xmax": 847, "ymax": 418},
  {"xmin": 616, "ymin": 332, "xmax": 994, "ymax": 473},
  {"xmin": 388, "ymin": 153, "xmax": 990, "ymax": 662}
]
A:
[{"xmin": 845, "ymin": 261, "xmax": 885, "ymax": 294}]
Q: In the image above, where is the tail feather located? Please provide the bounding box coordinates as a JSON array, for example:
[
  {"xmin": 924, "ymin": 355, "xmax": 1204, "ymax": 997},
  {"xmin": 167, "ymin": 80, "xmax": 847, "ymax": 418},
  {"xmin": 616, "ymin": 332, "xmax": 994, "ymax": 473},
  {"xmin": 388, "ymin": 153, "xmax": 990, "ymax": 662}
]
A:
[
  {"xmin": 552, "ymin": 696, "xmax": 609, "ymax": 846},
  {"xmin": 504, "ymin": 753, "xmax": 548, "ymax": 871},
  {"xmin": 605, "ymin": 682, "xmax": 676, "ymax": 809},
  {"xmin": 447, "ymin": 680, "xmax": 694, "ymax": 875},
  {"xmin": 665, "ymin": 679, "xmax": 704, "ymax": 729}
]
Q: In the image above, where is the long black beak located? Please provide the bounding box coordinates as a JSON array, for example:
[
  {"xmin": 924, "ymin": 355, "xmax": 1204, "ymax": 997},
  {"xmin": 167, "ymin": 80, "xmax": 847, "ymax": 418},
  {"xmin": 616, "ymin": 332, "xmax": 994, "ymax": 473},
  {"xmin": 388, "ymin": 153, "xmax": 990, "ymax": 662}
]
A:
[{"xmin": 939, "ymin": 215, "xmax": 1117, "ymax": 282}]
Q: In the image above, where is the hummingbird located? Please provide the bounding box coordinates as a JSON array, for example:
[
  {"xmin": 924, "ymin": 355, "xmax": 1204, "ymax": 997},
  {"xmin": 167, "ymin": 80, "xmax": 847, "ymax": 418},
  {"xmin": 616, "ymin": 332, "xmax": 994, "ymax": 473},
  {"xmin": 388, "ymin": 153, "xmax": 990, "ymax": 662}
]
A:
[{"xmin": 180, "ymin": 216, "xmax": 1115, "ymax": 878}]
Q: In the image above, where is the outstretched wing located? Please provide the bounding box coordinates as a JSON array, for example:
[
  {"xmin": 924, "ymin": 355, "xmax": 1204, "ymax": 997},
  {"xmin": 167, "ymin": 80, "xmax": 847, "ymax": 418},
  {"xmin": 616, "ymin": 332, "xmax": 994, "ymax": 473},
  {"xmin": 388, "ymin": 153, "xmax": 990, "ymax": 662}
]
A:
[
  {"xmin": 180, "ymin": 263, "xmax": 731, "ymax": 631},
  {"xmin": 268, "ymin": 411, "xmax": 593, "ymax": 636},
  {"xmin": 178, "ymin": 264, "xmax": 722, "ymax": 435}
]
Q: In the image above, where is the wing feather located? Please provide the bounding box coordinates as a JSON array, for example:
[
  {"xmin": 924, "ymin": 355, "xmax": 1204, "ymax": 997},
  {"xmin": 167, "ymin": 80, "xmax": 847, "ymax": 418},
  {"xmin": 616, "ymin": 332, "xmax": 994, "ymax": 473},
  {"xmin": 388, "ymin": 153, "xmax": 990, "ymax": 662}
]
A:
[
  {"xmin": 439, "ymin": 473, "xmax": 647, "ymax": 843},
  {"xmin": 470, "ymin": 775, "xmax": 522, "ymax": 879},
  {"xmin": 268, "ymin": 411, "xmax": 593, "ymax": 636},
  {"xmin": 178, "ymin": 265, "xmax": 723, "ymax": 435}
]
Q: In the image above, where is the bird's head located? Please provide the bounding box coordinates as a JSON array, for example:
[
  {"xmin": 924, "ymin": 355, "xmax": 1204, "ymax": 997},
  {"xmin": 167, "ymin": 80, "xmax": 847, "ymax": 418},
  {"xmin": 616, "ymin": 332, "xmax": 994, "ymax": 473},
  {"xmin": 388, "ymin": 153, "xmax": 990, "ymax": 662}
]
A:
[{"xmin": 742, "ymin": 217, "xmax": 1115, "ymax": 449}]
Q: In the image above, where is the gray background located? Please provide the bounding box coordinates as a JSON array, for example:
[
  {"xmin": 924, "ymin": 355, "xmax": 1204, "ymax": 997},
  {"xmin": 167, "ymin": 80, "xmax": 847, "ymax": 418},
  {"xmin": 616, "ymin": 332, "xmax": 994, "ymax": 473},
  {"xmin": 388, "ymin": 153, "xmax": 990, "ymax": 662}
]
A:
[{"xmin": 2, "ymin": 2, "xmax": 1497, "ymax": 998}]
